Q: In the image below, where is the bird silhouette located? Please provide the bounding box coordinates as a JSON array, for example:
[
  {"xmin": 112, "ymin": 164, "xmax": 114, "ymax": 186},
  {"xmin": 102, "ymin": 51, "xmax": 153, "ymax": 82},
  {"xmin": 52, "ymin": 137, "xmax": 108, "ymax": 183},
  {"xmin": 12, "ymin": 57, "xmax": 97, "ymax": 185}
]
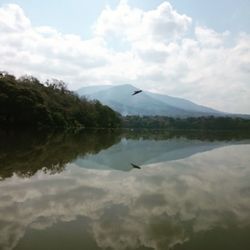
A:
[
  {"xmin": 132, "ymin": 90, "xmax": 142, "ymax": 96},
  {"xmin": 131, "ymin": 163, "xmax": 141, "ymax": 169}
]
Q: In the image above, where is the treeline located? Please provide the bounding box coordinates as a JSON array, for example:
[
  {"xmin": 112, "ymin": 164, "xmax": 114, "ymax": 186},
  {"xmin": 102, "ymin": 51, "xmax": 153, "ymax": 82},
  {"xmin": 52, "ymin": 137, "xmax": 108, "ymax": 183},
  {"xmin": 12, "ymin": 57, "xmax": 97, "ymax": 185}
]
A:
[
  {"xmin": 122, "ymin": 115, "xmax": 250, "ymax": 130},
  {"xmin": 0, "ymin": 72, "xmax": 121, "ymax": 129}
]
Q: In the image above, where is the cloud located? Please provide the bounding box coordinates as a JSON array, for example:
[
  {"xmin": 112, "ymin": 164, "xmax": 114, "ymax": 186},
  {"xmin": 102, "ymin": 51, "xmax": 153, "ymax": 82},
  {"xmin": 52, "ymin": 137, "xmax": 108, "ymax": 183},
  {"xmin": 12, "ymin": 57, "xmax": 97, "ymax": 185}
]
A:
[
  {"xmin": 143, "ymin": 1, "xmax": 192, "ymax": 42},
  {"xmin": 0, "ymin": 4, "xmax": 30, "ymax": 32},
  {"xmin": 0, "ymin": 2, "xmax": 249, "ymax": 113},
  {"xmin": 0, "ymin": 4, "xmax": 109, "ymax": 85},
  {"xmin": 195, "ymin": 26, "xmax": 229, "ymax": 47},
  {"xmin": 94, "ymin": 1, "xmax": 191, "ymax": 43}
]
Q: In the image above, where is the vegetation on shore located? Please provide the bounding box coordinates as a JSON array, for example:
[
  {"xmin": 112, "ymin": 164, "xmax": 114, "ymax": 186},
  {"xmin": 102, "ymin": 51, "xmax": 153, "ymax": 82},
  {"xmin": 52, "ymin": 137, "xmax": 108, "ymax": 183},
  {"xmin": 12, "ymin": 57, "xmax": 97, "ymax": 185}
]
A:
[
  {"xmin": 122, "ymin": 115, "xmax": 250, "ymax": 131},
  {"xmin": 1, "ymin": 71, "xmax": 249, "ymax": 131},
  {"xmin": 0, "ymin": 72, "xmax": 121, "ymax": 129}
]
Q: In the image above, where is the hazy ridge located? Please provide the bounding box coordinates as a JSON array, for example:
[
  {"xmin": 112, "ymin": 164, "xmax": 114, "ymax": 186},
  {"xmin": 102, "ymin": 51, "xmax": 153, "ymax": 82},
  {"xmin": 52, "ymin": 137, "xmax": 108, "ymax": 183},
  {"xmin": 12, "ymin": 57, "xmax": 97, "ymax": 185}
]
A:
[{"xmin": 77, "ymin": 84, "xmax": 224, "ymax": 117}]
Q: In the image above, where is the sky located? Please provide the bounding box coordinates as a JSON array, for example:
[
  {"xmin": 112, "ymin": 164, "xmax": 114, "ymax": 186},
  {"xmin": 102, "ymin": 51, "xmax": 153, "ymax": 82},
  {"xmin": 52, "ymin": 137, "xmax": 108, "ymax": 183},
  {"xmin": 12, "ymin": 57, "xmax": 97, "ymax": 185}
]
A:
[{"xmin": 0, "ymin": 0, "xmax": 249, "ymax": 114}]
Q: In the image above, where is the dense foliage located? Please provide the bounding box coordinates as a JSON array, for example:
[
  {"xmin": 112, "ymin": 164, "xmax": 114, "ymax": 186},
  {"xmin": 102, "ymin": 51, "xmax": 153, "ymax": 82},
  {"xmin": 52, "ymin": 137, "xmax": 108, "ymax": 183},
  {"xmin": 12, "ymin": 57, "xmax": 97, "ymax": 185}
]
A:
[
  {"xmin": 0, "ymin": 72, "xmax": 121, "ymax": 129},
  {"xmin": 122, "ymin": 115, "xmax": 250, "ymax": 130}
]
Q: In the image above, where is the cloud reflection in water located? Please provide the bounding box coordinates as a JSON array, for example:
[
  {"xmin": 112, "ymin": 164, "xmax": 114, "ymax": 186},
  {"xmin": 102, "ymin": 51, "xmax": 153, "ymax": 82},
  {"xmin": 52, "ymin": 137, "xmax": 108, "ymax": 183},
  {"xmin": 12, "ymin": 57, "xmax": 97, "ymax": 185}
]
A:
[{"xmin": 0, "ymin": 142, "xmax": 250, "ymax": 250}]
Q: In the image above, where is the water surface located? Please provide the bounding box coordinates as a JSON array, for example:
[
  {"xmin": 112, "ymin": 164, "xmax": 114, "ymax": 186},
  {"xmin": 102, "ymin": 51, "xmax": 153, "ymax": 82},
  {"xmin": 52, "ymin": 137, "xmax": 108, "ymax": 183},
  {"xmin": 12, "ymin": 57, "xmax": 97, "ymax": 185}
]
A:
[{"xmin": 0, "ymin": 130, "xmax": 250, "ymax": 250}]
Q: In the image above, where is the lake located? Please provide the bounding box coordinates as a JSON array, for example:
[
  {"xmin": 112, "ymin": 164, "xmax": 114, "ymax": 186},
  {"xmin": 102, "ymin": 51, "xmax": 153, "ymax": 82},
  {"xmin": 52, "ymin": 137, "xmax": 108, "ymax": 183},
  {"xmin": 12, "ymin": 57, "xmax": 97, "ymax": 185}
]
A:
[{"xmin": 0, "ymin": 130, "xmax": 250, "ymax": 250}]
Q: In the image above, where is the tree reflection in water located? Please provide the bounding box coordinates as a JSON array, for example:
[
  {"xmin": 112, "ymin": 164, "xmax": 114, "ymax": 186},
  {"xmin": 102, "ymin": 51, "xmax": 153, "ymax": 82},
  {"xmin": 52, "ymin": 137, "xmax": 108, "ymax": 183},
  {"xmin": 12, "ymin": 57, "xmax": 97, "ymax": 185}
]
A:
[
  {"xmin": 0, "ymin": 129, "xmax": 250, "ymax": 250},
  {"xmin": 0, "ymin": 129, "xmax": 121, "ymax": 179}
]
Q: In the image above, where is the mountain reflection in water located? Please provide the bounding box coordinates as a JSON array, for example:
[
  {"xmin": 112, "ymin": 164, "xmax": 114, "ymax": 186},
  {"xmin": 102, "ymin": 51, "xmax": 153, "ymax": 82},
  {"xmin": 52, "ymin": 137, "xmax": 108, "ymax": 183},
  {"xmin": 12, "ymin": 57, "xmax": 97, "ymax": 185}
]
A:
[{"xmin": 0, "ymin": 130, "xmax": 250, "ymax": 250}]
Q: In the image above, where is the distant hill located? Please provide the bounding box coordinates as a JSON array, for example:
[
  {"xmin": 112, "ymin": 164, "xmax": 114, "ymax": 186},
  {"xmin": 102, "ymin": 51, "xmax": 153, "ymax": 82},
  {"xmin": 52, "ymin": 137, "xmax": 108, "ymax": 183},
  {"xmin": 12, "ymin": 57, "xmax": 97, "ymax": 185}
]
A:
[{"xmin": 77, "ymin": 84, "xmax": 224, "ymax": 117}]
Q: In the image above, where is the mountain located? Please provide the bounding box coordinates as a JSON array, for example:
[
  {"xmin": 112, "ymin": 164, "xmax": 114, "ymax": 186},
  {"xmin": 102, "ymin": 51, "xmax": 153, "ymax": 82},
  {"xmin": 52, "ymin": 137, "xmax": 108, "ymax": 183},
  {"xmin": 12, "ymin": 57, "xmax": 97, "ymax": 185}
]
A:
[
  {"xmin": 77, "ymin": 85, "xmax": 113, "ymax": 96},
  {"xmin": 76, "ymin": 84, "xmax": 224, "ymax": 117}
]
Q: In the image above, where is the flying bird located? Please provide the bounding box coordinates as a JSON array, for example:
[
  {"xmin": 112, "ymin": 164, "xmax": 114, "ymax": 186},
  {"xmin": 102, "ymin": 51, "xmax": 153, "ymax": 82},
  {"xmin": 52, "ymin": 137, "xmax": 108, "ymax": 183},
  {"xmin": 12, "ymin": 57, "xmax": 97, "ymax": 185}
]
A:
[
  {"xmin": 132, "ymin": 90, "xmax": 142, "ymax": 96},
  {"xmin": 131, "ymin": 163, "xmax": 141, "ymax": 169}
]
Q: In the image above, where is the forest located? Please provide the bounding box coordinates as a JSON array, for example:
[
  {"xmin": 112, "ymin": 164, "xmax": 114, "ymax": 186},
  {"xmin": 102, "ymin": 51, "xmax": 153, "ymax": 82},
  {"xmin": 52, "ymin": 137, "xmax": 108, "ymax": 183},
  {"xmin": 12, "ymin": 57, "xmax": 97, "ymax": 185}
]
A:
[
  {"xmin": 0, "ymin": 72, "xmax": 122, "ymax": 129},
  {"xmin": 122, "ymin": 115, "xmax": 250, "ymax": 131}
]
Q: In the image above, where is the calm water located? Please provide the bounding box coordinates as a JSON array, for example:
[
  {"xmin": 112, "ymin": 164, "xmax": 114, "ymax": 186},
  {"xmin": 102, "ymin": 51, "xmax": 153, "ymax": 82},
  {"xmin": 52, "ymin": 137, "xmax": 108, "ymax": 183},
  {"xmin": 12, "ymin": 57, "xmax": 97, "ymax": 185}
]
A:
[{"xmin": 0, "ymin": 130, "xmax": 250, "ymax": 250}]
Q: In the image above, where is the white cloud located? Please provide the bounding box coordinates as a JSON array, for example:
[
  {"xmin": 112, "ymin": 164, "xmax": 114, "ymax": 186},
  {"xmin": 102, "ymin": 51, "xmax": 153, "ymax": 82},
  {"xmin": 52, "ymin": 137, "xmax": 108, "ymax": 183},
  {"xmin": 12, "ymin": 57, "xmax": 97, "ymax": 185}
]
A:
[
  {"xmin": 195, "ymin": 26, "xmax": 229, "ymax": 47},
  {"xmin": 0, "ymin": 4, "xmax": 30, "ymax": 32},
  {"xmin": 143, "ymin": 1, "xmax": 192, "ymax": 42},
  {"xmin": 0, "ymin": 2, "xmax": 249, "ymax": 113},
  {"xmin": 94, "ymin": 1, "xmax": 191, "ymax": 44}
]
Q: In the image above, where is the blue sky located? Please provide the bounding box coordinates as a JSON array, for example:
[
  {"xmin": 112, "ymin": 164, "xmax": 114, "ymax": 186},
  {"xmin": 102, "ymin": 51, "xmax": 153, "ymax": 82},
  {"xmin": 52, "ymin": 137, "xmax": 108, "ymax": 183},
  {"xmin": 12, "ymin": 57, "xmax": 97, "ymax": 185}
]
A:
[
  {"xmin": 0, "ymin": 0, "xmax": 249, "ymax": 113},
  {"xmin": 0, "ymin": 0, "xmax": 249, "ymax": 37}
]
